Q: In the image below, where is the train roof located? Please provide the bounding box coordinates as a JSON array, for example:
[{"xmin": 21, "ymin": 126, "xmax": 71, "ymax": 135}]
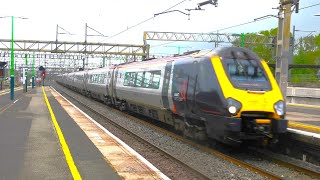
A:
[
  {"xmin": 114, "ymin": 47, "xmax": 261, "ymax": 69},
  {"xmin": 210, "ymin": 47, "xmax": 261, "ymax": 61},
  {"xmin": 60, "ymin": 47, "xmax": 261, "ymax": 75}
]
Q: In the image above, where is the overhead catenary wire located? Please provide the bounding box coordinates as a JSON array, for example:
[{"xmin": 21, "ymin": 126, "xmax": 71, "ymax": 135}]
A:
[
  {"xmin": 298, "ymin": 2, "xmax": 320, "ymax": 11},
  {"xmin": 99, "ymin": 0, "xmax": 188, "ymax": 43},
  {"xmin": 151, "ymin": 2, "xmax": 320, "ymax": 48}
]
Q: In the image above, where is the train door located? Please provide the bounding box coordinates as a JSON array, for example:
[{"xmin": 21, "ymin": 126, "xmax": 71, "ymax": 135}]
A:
[
  {"xmin": 105, "ymin": 71, "xmax": 110, "ymax": 96},
  {"xmin": 161, "ymin": 62, "xmax": 172, "ymax": 109},
  {"xmin": 186, "ymin": 61, "xmax": 199, "ymax": 114},
  {"xmin": 171, "ymin": 58, "xmax": 194, "ymax": 116},
  {"xmin": 83, "ymin": 71, "xmax": 89, "ymax": 93},
  {"xmin": 111, "ymin": 67, "xmax": 119, "ymax": 103}
]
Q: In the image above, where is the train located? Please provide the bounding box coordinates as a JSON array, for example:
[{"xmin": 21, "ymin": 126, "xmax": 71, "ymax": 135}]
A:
[{"xmin": 56, "ymin": 47, "xmax": 288, "ymax": 146}]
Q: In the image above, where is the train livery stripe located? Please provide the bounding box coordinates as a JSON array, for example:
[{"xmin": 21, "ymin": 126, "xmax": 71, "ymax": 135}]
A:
[
  {"xmin": 260, "ymin": 60, "xmax": 283, "ymax": 100},
  {"xmin": 42, "ymin": 87, "xmax": 82, "ymax": 180}
]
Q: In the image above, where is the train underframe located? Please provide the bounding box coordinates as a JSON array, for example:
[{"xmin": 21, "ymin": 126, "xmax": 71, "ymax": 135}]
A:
[{"xmin": 205, "ymin": 114, "xmax": 288, "ymax": 146}]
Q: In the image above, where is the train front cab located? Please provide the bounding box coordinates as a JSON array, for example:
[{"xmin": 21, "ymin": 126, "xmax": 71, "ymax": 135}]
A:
[{"xmin": 205, "ymin": 48, "xmax": 288, "ymax": 145}]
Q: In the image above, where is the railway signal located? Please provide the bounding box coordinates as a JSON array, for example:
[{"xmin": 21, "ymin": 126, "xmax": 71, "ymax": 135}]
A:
[
  {"xmin": 0, "ymin": 62, "xmax": 7, "ymax": 90},
  {"xmin": 0, "ymin": 68, "xmax": 4, "ymax": 78}
]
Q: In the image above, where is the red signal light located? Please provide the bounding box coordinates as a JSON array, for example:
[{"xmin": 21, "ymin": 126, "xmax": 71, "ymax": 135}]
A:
[
  {"xmin": 0, "ymin": 69, "xmax": 4, "ymax": 78},
  {"xmin": 42, "ymin": 72, "xmax": 46, "ymax": 77}
]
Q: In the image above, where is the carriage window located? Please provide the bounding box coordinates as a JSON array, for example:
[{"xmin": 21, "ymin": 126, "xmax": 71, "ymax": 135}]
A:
[
  {"xmin": 124, "ymin": 70, "xmax": 161, "ymax": 89},
  {"xmin": 136, "ymin": 72, "xmax": 144, "ymax": 87},
  {"xmin": 143, "ymin": 70, "xmax": 161, "ymax": 89},
  {"xmin": 124, "ymin": 72, "xmax": 136, "ymax": 86},
  {"xmin": 143, "ymin": 72, "xmax": 152, "ymax": 88}
]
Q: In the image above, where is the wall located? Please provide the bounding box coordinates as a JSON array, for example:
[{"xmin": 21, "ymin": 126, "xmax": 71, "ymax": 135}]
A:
[{"xmin": 287, "ymin": 87, "xmax": 320, "ymax": 106}]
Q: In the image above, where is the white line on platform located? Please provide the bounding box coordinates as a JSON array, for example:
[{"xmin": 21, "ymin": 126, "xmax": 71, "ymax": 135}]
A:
[
  {"xmin": 51, "ymin": 87, "xmax": 170, "ymax": 180},
  {"xmin": 13, "ymin": 100, "xmax": 19, "ymax": 104},
  {"xmin": 287, "ymin": 128, "xmax": 320, "ymax": 139}
]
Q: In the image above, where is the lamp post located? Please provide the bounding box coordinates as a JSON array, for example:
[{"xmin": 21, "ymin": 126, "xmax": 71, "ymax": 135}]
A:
[
  {"xmin": 32, "ymin": 52, "xmax": 35, "ymax": 88},
  {"xmin": 0, "ymin": 16, "xmax": 27, "ymax": 100},
  {"xmin": 25, "ymin": 54, "xmax": 28, "ymax": 92},
  {"xmin": 10, "ymin": 16, "xmax": 14, "ymax": 100}
]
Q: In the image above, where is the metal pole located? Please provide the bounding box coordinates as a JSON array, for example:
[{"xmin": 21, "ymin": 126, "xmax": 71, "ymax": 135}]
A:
[
  {"xmin": 240, "ymin": 33, "xmax": 245, "ymax": 47},
  {"xmin": 288, "ymin": 25, "xmax": 295, "ymax": 82},
  {"xmin": 280, "ymin": 2, "xmax": 292, "ymax": 102},
  {"xmin": 56, "ymin": 24, "xmax": 58, "ymax": 51},
  {"xmin": 85, "ymin": 23, "xmax": 87, "ymax": 44},
  {"xmin": 32, "ymin": 51, "xmax": 35, "ymax": 88},
  {"xmin": 84, "ymin": 23, "xmax": 87, "ymax": 69},
  {"xmin": 275, "ymin": 5, "xmax": 284, "ymax": 84},
  {"xmin": 10, "ymin": 16, "xmax": 14, "ymax": 100},
  {"xmin": 25, "ymin": 54, "xmax": 28, "ymax": 92}
]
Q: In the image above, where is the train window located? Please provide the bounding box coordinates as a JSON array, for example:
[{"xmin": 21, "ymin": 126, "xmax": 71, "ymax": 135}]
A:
[
  {"xmin": 143, "ymin": 72, "xmax": 152, "ymax": 88},
  {"xmin": 222, "ymin": 59, "xmax": 271, "ymax": 91},
  {"xmin": 143, "ymin": 70, "xmax": 161, "ymax": 89},
  {"xmin": 98, "ymin": 74, "xmax": 101, "ymax": 83},
  {"xmin": 93, "ymin": 74, "xmax": 98, "ymax": 83},
  {"xmin": 124, "ymin": 72, "xmax": 136, "ymax": 86},
  {"xmin": 135, "ymin": 72, "xmax": 144, "ymax": 87}
]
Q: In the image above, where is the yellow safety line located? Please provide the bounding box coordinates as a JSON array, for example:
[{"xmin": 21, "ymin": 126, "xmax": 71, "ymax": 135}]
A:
[
  {"xmin": 42, "ymin": 87, "xmax": 82, "ymax": 180},
  {"xmin": 289, "ymin": 122, "xmax": 320, "ymax": 133},
  {"xmin": 287, "ymin": 103, "xmax": 320, "ymax": 109}
]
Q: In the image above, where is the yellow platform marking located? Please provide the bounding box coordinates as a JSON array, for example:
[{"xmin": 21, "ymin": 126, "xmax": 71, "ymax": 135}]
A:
[
  {"xmin": 288, "ymin": 122, "xmax": 320, "ymax": 134},
  {"xmin": 287, "ymin": 103, "xmax": 320, "ymax": 109},
  {"xmin": 42, "ymin": 87, "xmax": 82, "ymax": 180}
]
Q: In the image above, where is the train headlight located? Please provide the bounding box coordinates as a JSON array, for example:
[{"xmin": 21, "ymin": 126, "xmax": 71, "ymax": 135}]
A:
[
  {"xmin": 228, "ymin": 106, "xmax": 237, "ymax": 114},
  {"xmin": 227, "ymin": 98, "xmax": 242, "ymax": 115},
  {"xmin": 274, "ymin": 100, "xmax": 284, "ymax": 116}
]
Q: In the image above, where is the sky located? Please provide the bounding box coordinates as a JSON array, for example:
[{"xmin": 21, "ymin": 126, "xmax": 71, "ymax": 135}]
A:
[{"xmin": 0, "ymin": 0, "xmax": 319, "ymax": 56}]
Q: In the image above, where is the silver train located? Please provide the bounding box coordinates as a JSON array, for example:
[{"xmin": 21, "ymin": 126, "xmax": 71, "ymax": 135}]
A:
[{"xmin": 56, "ymin": 47, "xmax": 287, "ymax": 146}]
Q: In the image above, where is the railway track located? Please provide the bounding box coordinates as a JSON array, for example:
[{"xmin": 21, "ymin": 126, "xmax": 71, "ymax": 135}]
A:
[{"xmin": 52, "ymin": 83, "xmax": 320, "ymax": 179}]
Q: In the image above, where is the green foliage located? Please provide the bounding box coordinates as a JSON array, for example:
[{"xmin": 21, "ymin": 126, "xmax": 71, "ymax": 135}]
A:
[
  {"xmin": 292, "ymin": 33, "xmax": 320, "ymax": 82},
  {"xmin": 232, "ymin": 28, "xmax": 278, "ymax": 63},
  {"xmin": 232, "ymin": 28, "xmax": 320, "ymax": 83}
]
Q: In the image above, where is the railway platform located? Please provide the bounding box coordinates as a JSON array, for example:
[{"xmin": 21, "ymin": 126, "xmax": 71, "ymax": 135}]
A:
[
  {"xmin": 0, "ymin": 86, "xmax": 167, "ymax": 179},
  {"xmin": 287, "ymin": 104, "xmax": 320, "ymax": 134}
]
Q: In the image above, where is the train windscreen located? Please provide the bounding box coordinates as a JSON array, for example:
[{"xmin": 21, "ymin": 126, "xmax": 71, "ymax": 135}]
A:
[{"xmin": 222, "ymin": 58, "xmax": 272, "ymax": 91}]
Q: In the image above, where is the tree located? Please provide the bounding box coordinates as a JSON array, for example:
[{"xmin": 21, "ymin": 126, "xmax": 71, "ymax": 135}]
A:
[
  {"xmin": 232, "ymin": 28, "xmax": 278, "ymax": 63},
  {"xmin": 291, "ymin": 33, "xmax": 320, "ymax": 82}
]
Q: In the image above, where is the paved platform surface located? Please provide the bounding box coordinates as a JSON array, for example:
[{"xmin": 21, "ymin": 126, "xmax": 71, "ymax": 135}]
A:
[
  {"xmin": 287, "ymin": 104, "xmax": 320, "ymax": 126},
  {"xmin": 0, "ymin": 87, "xmax": 120, "ymax": 179}
]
